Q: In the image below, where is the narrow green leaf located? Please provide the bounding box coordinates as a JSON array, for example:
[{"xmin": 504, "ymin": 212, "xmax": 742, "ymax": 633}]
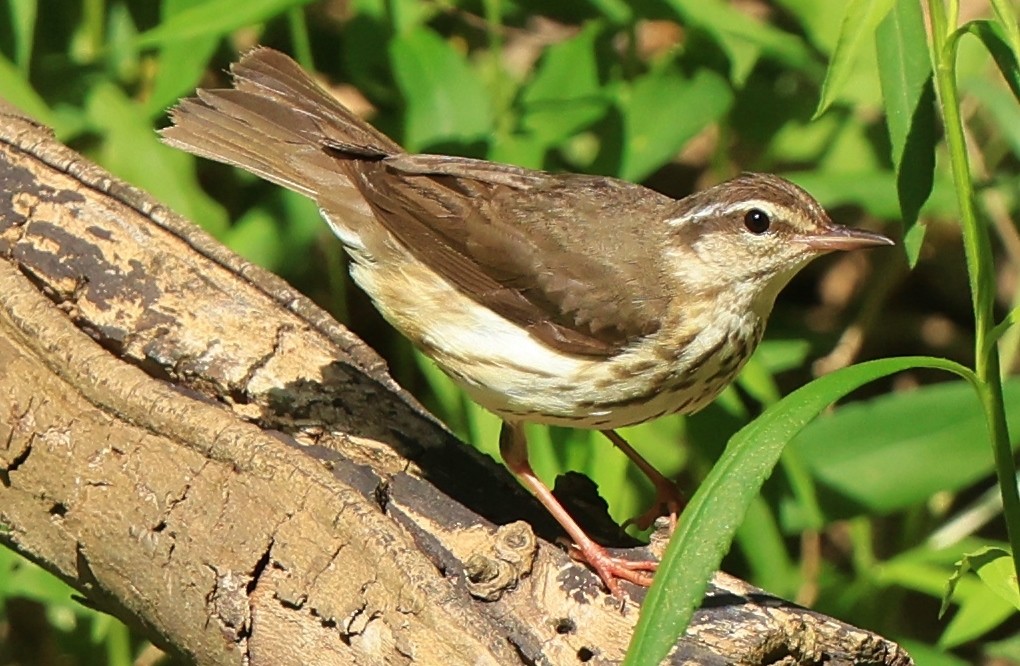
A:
[
  {"xmin": 962, "ymin": 20, "xmax": 1020, "ymax": 103},
  {"xmin": 389, "ymin": 27, "xmax": 494, "ymax": 151},
  {"xmin": 992, "ymin": 302, "xmax": 1020, "ymax": 343},
  {"xmin": 876, "ymin": 0, "xmax": 934, "ymax": 267},
  {"xmin": 771, "ymin": 1, "xmax": 856, "ymax": 54},
  {"xmin": 735, "ymin": 496, "xmax": 798, "ymax": 596},
  {"xmin": 133, "ymin": 0, "xmax": 314, "ymax": 48},
  {"xmin": 814, "ymin": 0, "xmax": 896, "ymax": 118},
  {"xmin": 989, "ymin": 0, "xmax": 1020, "ymax": 66},
  {"xmin": 618, "ymin": 67, "xmax": 731, "ymax": 182},
  {"xmin": 624, "ymin": 356, "xmax": 975, "ymax": 666},
  {"xmin": 8, "ymin": 0, "xmax": 37, "ymax": 72}
]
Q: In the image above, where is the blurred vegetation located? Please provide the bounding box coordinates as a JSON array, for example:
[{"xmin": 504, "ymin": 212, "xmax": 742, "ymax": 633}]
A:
[{"xmin": 1, "ymin": 0, "xmax": 1019, "ymax": 664}]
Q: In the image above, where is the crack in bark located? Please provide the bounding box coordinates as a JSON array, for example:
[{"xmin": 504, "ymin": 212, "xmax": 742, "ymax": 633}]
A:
[
  {"xmin": 238, "ymin": 323, "xmax": 290, "ymax": 402},
  {"xmin": 0, "ymin": 437, "xmax": 32, "ymax": 486}
]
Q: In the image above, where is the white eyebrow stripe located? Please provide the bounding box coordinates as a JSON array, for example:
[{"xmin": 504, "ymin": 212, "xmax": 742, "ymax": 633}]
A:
[
  {"xmin": 666, "ymin": 199, "xmax": 785, "ymax": 228},
  {"xmin": 665, "ymin": 203, "xmax": 724, "ymax": 227},
  {"xmin": 717, "ymin": 200, "xmax": 780, "ymax": 216}
]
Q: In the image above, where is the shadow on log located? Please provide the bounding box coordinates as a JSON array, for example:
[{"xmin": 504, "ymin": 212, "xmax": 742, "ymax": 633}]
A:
[{"xmin": 0, "ymin": 104, "xmax": 913, "ymax": 665}]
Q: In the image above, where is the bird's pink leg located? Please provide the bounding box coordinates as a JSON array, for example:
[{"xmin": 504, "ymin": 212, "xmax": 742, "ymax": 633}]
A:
[
  {"xmin": 602, "ymin": 429, "xmax": 684, "ymax": 532},
  {"xmin": 500, "ymin": 422, "xmax": 656, "ymax": 597}
]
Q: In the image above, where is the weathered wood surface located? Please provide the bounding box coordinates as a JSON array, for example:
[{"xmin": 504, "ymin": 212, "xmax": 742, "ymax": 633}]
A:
[{"xmin": 0, "ymin": 104, "xmax": 913, "ymax": 666}]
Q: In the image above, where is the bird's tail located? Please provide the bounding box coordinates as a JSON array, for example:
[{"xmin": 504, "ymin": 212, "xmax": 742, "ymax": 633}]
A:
[{"xmin": 161, "ymin": 47, "xmax": 402, "ymax": 199}]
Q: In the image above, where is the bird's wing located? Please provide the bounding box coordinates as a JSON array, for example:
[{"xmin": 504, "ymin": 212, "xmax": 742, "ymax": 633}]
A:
[{"xmin": 343, "ymin": 153, "xmax": 675, "ymax": 357}]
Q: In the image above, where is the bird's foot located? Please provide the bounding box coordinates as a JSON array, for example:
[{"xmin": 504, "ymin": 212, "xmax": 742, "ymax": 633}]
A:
[
  {"xmin": 623, "ymin": 481, "xmax": 684, "ymax": 533},
  {"xmin": 565, "ymin": 540, "xmax": 657, "ymax": 598}
]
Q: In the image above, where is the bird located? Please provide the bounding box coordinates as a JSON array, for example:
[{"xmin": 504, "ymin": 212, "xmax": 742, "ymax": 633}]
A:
[{"xmin": 162, "ymin": 47, "xmax": 893, "ymax": 598}]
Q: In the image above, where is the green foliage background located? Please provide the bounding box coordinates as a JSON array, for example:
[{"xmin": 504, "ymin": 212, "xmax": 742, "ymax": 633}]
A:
[{"xmin": 1, "ymin": 0, "xmax": 1019, "ymax": 664}]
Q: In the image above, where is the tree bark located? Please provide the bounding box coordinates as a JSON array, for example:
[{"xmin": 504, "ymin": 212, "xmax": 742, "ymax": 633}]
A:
[{"xmin": 0, "ymin": 104, "xmax": 913, "ymax": 666}]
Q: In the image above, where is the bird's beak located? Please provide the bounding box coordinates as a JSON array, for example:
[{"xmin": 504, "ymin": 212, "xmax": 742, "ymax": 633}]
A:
[{"xmin": 799, "ymin": 225, "xmax": 895, "ymax": 252}]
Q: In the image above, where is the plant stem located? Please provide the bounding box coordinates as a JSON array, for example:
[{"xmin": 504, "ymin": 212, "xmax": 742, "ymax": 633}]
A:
[{"xmin": 927, "ymin": 0, "xmax": 1020, "ymax": 587}]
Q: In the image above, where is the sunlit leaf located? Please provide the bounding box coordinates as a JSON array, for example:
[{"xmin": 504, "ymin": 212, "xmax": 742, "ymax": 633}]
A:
[
  {"xmin": 943, "ymin": 547, "xmax": 1020, "ymax": 616},
  {"xmin": 8, "ymin": 0, "xmax": 37, "ymax": 72},
  {"xmin": 389, "ymin": 27, "xmax": 493, "ymax": 151},
  {"xmin": 989, "ymin": 0, "xmax": 1020, "ymax": 67},
  {"xmin": 961, "ymin": 20, "xmax": 1020, "ymax": 102},
  {"xmin": 618, "ymin": 67, "xmax": 731, "ymax": 182},
  {"xmin": 520, "ymin": 23, "xmax": 610, "ymax": 147},
  {"xmin": 144, "ymin": 0, "xmax": 221, "ymax": 118},
  {"xmin": 785, "ymin": 379, "xmax": 1020, "ymax": 524},
  {"xmin": 0, "ymin": 52, "xmax": 54, "ymax": 127},
  {"xmin": 939, "ymin": 547, "xmax": 1019, "ymax": 647},
  {"xmin": 815, "ymin": 0, "xmax": 896, "ymax": 118},
  {"xmin": 133, "ymin": 0, "xmax": 314, "ymax": 48},
  {"xmin": 876, "ymin": 0, "xmax": 934, "ymax": 266},
  {"xmin": 666, "ymin": 0, "xmax": 815, "ymax": 85}
]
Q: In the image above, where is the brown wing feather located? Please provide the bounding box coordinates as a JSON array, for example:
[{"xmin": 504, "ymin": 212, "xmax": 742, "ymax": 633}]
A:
[{"xmin": 342, "ymin": 153, "xmax": 676, "ymax": 356}]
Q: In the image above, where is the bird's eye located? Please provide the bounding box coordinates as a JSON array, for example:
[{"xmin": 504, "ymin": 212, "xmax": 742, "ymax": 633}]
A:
[{"xmin": 744, "ymin": 208, "xmax": 771, "ymax": 234}]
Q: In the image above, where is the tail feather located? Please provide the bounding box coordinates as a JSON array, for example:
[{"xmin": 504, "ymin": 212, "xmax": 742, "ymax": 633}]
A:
[
  {"xmin": 230, "ymin": 48, "xmax": 400, "ymax": 156},
  {"xmin": 160, "ymin": 47, "xmax": 401, "ymax": 198}
]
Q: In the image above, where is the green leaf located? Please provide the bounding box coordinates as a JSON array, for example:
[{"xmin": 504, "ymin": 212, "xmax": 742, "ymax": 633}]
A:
[
  {"xmin": 938, "ymin": 571, "xmax": 1013, "ymax": 648},
  {"xmin": 8, "ymin": 0, "xmax": 37, "ymax": 72},
  {"xmin": 751, "ymin": 338, "xmax": 813, "ymax": 375},
  {"xmin": 519, "ymin": 23, "xmax": 610, "ymax": 147},
  {"xmin": 486, "ymin": 133, "xmax": 547, "ymax": 169},
  {"xmin": 666, "ymin": 0, "xmax": 815, "ymax": 85},
  {"xmin": 786, "ymin": 378, "xmax": 1020, "ymax": 524},
  {"xmin": 942, "ymin": 547, "xmax": 1020, "ymax": 616},
  {"xmin": 618, "ymin": 67, "xmax": 731, "ymax": 182},
  {"xmin": 876, "ymin": 0, "xmax": 934, "ymax": 267},
  {"xmin": 815, "ymin": 0, "xmax": 896, "ymax": 118},
  {"xmin": 389, "ymin": 27, "xmax": 494, "ymax": 151},
  {"xmin": 942, "ymin": 586, "xmax": 1015, "ymax": 648},
  {"xmin": 938, "ymin": 546, "xmax": 1019, "ymax": 647},
  {"xmin": 0, "ymin": 52, "xmax": 55, "ymax": 127},
  {"xmin": 133, "ymin": 0, "xmax": 314, "ymax": 48},
  {"xmin": 735, "ymin": 496, "xmax": 798, "ymax": 596},
  {"xmin": 989, "ymin": 0, "xmax": 1020, "ymax": 68},
  {"xmin": 144, "ymin": 0, "xmax": 221, "ymax": 118},
  {"xmin": 961, "ymin": 20, "xmax": 1020, "ymax": 103},
  {"xmin": 772, "ymin": 0, "xmax": 856, "ymax": 54},
  {"xmin": 586, "ymin": 0, "xmax": 632, "ymax": 25},
  {"xmin": 624, "ymin": 356, "xmax": 975, "ymax": 666}
]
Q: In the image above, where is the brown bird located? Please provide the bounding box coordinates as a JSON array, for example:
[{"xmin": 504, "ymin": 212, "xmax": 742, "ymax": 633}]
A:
[{"xmin": 162, "ymin": 47, "xmax": 892, "ymax": 597}]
